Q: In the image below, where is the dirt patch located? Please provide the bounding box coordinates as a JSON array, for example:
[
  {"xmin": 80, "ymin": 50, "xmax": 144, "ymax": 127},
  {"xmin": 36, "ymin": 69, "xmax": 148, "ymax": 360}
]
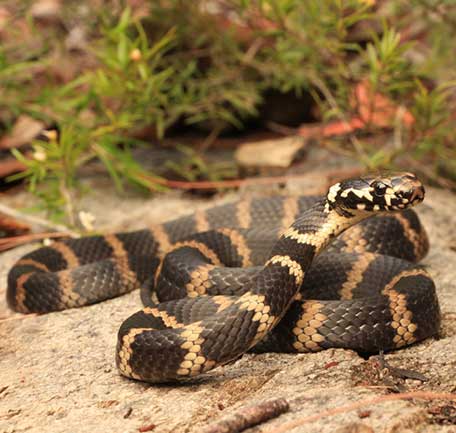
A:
[{"xmin": 1, "ymin": 178, "xmax": 455, "ymax": 433}]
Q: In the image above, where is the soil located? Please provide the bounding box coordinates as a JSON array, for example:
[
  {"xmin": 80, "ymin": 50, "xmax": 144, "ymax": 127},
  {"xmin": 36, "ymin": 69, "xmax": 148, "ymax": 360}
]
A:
[{"xmin": 1, "ymin": 173, "xmax": 455, "ymax": 433}]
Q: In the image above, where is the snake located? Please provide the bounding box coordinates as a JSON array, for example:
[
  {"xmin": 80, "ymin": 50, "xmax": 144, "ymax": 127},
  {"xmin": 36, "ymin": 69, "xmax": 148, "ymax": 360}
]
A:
[{"xmin": 7, "ymin": 172, "xmax": 441, "ymax": 383}]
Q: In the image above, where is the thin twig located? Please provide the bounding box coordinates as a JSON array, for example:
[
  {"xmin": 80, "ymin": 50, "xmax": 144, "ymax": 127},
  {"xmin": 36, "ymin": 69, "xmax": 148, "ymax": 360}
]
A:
[
  {"xmin": 142, "ymin": 168, "xmax": 364, "ymax": 191},
  {"xmin": 197, "ymin": 124, "xmax": 224, "ymax": 153},
  {"xmin": 0, "ymin": 231, "xmax": 74, "ymax": 252},
  {"xmin": 307, "ymin": 74, "xmax": 370, "ymax": 163},
  {"xmin": 263, "ymin": 391, "xmax": 456, "ymax": 433},
  {"xmin": 265, "ymin": 121, "xmax": 298, "ymax": 136},
  {"xmin": 203, "ymin": 398, "xmax": 289, "ymax": 433}
]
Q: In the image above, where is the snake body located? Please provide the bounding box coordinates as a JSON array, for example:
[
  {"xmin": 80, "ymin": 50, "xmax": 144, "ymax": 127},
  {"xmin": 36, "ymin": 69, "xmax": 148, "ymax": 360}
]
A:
[{"xmin": 7, "ymin": 173, "xmax": 440, "ymax": 383}]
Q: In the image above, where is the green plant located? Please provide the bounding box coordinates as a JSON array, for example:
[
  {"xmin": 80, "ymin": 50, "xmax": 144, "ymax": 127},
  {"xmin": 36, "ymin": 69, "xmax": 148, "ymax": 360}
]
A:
[
  {"xmin": 409, "ymin": 81, "xmax": 456, "ymax": 181},
  {"xmin": 11, "ymin": 127, "xmax": 86, "ymax": 223},
  {"xmin": 0, "ymin": 47, "xmax": 45, "ymax": 126},
  {"xmin": 2, "ymin": 0, "xmax": 456, "ymax": 225},
  {"xmin": 6, "ymin": 9, "xmax": 184, "ymax": 225},
  {"xmin": 6, "ymin": 6, "xmax": 265, "ymax": 225},
  {"xmin": 10, "ymin": 125, "xmax": 156, "ymax": 225}
]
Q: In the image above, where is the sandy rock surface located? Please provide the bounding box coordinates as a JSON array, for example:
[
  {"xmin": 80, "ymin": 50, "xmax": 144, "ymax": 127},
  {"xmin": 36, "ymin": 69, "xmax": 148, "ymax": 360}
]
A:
[{"xmin": 1, "ymin": 178, "xmax": 455, "ymax": 433}]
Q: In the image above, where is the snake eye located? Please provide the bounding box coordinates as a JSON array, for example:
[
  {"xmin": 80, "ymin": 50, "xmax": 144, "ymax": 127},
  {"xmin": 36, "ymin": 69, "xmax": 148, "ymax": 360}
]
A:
[{"xmin": 372, "ymin": 181, "xmax": 387, "ymax": 197}]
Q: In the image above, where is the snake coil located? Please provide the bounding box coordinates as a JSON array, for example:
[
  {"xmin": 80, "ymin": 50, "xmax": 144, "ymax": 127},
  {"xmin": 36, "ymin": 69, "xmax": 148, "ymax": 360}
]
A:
[{"xmin": 7, "ymin": 173, "xmax": 440, "ymax": 383}]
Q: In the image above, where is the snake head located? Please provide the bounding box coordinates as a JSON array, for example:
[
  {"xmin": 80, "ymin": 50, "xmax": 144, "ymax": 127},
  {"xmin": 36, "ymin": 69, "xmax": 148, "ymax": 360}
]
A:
[{"xmin": 327, "ymin": 172, "xmax": 425, "ymax": 213}]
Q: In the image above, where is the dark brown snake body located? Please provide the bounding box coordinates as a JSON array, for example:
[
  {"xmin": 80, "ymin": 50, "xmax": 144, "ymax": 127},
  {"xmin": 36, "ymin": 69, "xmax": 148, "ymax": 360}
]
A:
[{"xmin": 7, "ymin": 173, "xmax": 441, "ymax": 383}]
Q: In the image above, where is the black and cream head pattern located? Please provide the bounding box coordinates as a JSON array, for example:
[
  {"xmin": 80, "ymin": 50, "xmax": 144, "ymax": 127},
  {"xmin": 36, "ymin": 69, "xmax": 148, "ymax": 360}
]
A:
[{"xmin": 326, "ymin": 172, "xmax": 425, "ymax": 214}]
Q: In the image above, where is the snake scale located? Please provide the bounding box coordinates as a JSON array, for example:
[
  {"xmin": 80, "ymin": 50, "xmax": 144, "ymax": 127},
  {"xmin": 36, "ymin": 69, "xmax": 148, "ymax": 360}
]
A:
[{"xmin": 7, "ymin": 173, "xmax": 440, "ymax": 383}]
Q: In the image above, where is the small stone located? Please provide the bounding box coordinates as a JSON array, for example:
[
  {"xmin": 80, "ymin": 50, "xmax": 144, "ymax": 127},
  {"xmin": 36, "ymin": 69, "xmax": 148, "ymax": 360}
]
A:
[
  {"xmin": 30, "ymin": 0, "xmax": 62, "ymax": 22},
  {"xmin": 65, "ymin": 27, "xmax": 87, "ymax": 52},
  {"xmin": 235, "ymin": 136, "xmax": 306, "ymax": 169}
]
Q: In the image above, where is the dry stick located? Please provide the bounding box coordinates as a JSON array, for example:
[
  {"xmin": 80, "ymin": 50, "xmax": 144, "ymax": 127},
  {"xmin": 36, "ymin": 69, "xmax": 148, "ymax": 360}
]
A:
[
  {"xmin": 202, "ymin": 398, "xmax": 290, "ymax": 433},
  {"xmin": 307, "ymin": 74, "xmax": 370, "ymax": 163},
  {"xmin": 0, "ymin": 158, "xmax": 26, "ymax": 178},
  {"xmin": 0, "ymin": 231, "xmax": 74, "ymax": 252},
  {"xmin": 197, "ymin": 124, "xmax": 224, "ymax": 153},
  {"xmin": 263, "ymin": 391, "xmax": 456, "ymax": 433},
  {"xmin": 142, "ymin": 167, "xmax": 364, "ymax": 191}
]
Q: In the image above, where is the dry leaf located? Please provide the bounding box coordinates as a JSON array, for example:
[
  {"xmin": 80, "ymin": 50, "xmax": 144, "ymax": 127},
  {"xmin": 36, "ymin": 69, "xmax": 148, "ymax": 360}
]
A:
[
  {"xmin": 353, "ymin": 79, "xmax": 415, "ymax": 127},
  {"xmin": 0, "ymin": 157, "xmax": 27, "ymax": 179},
  {"xmin": 0, "ymin": 115, "xmax": 45, "ymax": 150},
  {"xmin": 298, "ymin": 79, "xmax": 415, "ymax": 139},
  {"xmin": 0, "ymin": 213, "xmax": 30, "ymax": 237}
]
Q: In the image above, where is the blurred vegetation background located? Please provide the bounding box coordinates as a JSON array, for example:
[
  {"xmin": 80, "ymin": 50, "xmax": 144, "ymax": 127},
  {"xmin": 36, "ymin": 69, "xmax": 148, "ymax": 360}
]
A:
[{"xmin": 0, "ymin": 0, "xmax": 455, "ymax": 226}]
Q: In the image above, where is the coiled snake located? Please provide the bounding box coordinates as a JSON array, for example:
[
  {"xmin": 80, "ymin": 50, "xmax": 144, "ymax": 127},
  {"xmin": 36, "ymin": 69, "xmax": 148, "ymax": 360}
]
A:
[{"xmin": 7, "ymin": 173, "xmax": 440, "ymax": 383}]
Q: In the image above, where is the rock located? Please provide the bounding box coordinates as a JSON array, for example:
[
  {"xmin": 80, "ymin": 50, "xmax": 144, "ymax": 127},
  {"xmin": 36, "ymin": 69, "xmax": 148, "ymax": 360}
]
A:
[
  {"xmin": 0, "ymin": 180, "xmax": 455, "ymax": 433},
  {"xmin": 30, "ymin": 0, "xmax": 62, "ymax": 23},
  {"xmin": 235, "ymin": 136, "xmax": 306, "ymax": 169},
  {"xmin": 65, "ymin": 27, "xmax": 88, "ymax": 52}
]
